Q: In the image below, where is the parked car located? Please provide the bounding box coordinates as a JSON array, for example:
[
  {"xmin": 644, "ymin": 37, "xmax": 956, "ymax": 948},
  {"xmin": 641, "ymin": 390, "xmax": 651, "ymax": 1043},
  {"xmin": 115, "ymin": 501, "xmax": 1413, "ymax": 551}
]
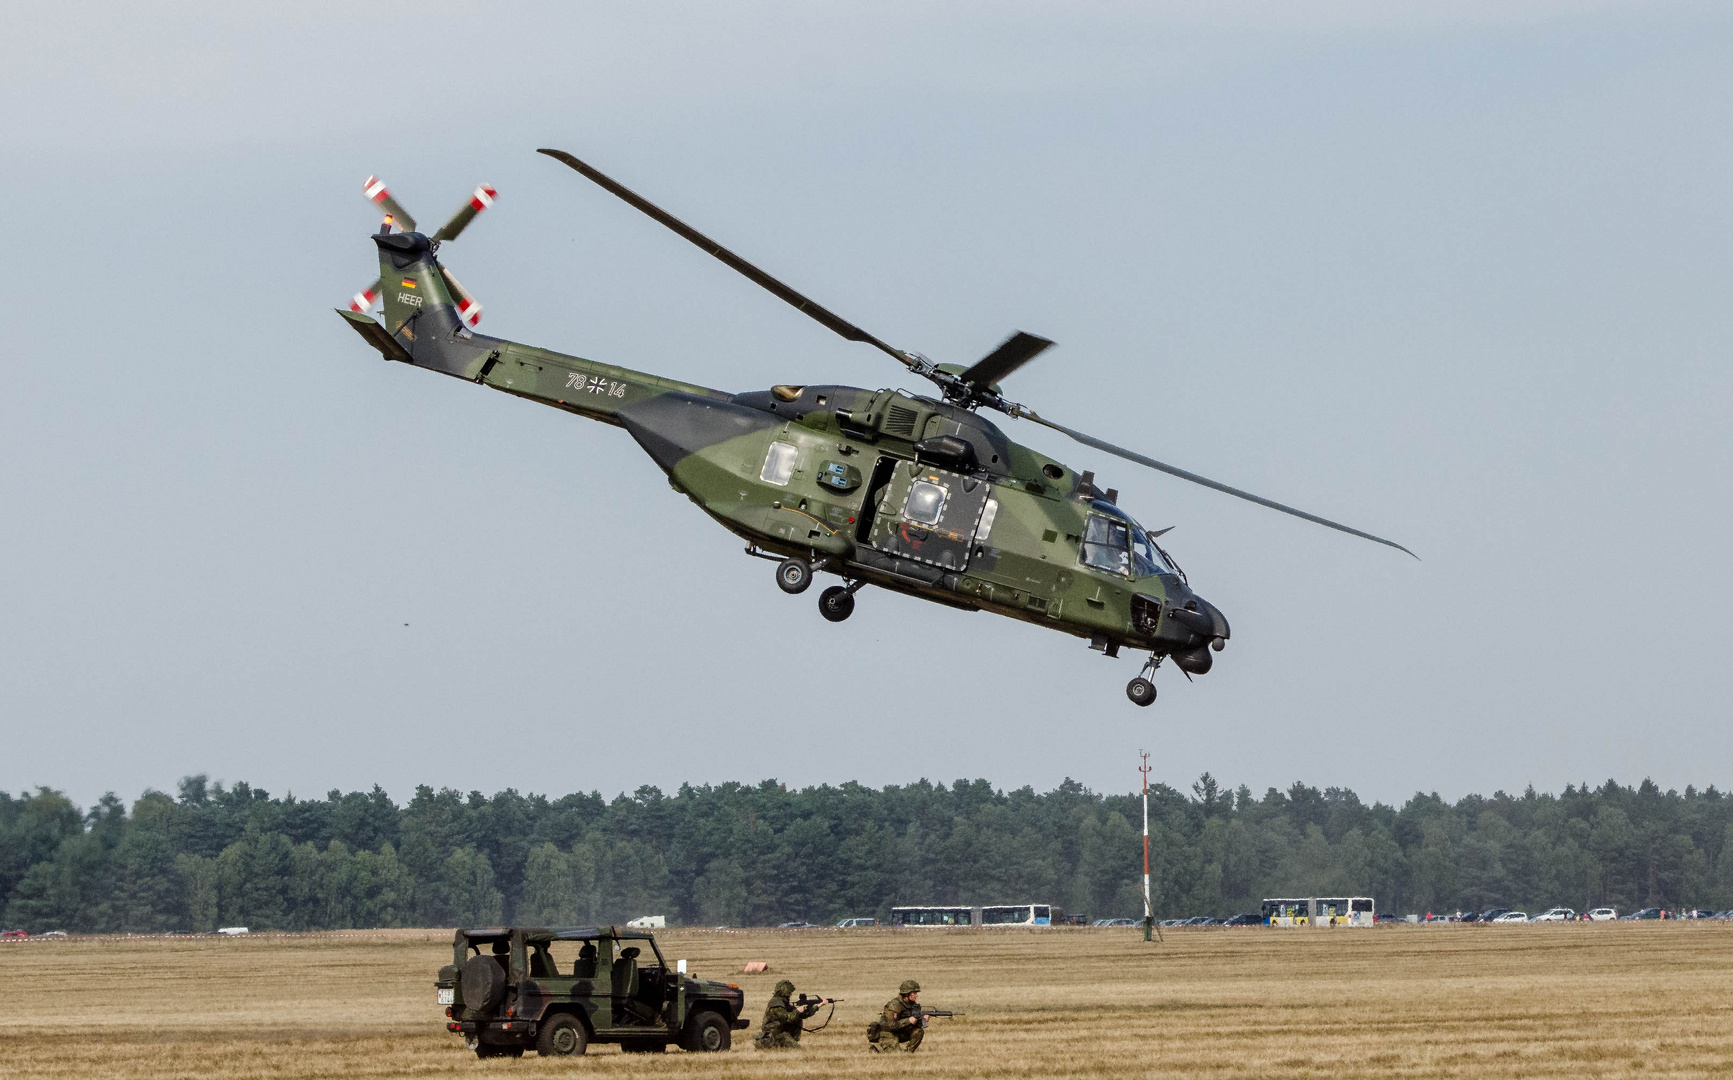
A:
[
  {"xmin": 1624, "ymin": 907, "xmax": 1663, "ymax": 920},
  {"xmin": 39, "ymin": 930, "xmax": 67, "ymax": 938},
  {"xmin": 1093, "ymin": 917, "xmax": 1138, "ymax": 927},
  {"xmin": 1459, "ymin": 911, "xmax": 1482, "ymax": 923},
  {"xmin": 1680, "ymin": 909, "xmax": 1716, "ymax": 920},
  {"xmin": 1221, "ymin": 913, "xmax": 1262, "ymax": 927},
  {"xmin": 834, "ymin": 917, "xmax": 877, "ymax": 928},
  {"xmin": 777, "ymin": 921, "xmax": 816, "ymax": 929},
  {"xmin": 1583, "ymin": 908, "xmax": 1617, "ymax": 921},
  {"xmin": 0, "ymin": 929, "xmax": 26, "ymax": 939},
  {"xmin": 1490, "ymin": 911, "xmax": 1529, "ymax": 923},
  {"xmin": 625, "ymin": 915, "xmax": 666, "ymax": 929},
  {"xmin": 1477, "ymin": 909, "xmax": 1510, "ymax": 923},
  {"xmin": 1532, "ymin": 907, "xmax": 1576, "ymax": 922}
]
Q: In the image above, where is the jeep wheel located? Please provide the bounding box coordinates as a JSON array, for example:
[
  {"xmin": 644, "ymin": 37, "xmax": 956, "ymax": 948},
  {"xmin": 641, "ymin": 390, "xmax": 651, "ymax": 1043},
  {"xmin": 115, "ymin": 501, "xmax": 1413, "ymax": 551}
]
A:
[
  {"xmin": 536, "ymin": 1015, "xmax": 588, "ymax": 1057},
  {"xmin": 684, "ymin": 1010, "xmax": 730, "ymax": 1052}
]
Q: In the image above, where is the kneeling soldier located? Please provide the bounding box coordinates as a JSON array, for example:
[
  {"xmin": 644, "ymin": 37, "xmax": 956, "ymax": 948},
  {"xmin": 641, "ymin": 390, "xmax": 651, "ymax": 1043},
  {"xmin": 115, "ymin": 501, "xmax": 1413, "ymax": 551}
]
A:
[
  {"xmin": 868, "ymin": 980, "xmax": 924, "ymax": 1053},
  {"xmin": 755, "ymin": 979, "xmax": 828, "ymax": 1049}
]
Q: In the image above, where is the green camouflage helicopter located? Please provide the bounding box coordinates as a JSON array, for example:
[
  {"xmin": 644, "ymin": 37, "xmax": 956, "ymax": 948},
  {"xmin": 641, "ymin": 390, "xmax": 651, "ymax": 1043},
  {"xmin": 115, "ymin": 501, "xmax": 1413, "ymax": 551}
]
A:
[{"xmin": 338, "ymin": 150, "xmax": 1412, "ymax": 707}]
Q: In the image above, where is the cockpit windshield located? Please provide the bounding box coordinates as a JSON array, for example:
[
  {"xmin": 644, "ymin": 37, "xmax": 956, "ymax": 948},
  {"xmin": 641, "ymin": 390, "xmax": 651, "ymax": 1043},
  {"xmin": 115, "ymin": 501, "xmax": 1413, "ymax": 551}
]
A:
[{"xmin": 1081, "ymin": 506, "xmax": 1173, "ymax": 579}]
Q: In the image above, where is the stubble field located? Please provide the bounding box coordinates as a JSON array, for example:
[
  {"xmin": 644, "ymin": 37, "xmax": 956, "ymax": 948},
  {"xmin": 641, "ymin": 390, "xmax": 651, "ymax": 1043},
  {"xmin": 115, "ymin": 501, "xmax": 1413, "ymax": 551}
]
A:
[{"xmin": 4, "ymin": 922, "xmax": 1732, "ymax": 1079}]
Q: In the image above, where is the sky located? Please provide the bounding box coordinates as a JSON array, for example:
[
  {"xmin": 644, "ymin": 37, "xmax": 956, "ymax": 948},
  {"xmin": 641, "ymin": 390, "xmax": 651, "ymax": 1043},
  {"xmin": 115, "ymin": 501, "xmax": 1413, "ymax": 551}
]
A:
[{"xmin": 2, "ymin": 1, "xmax": 1730, "ymax": 810}]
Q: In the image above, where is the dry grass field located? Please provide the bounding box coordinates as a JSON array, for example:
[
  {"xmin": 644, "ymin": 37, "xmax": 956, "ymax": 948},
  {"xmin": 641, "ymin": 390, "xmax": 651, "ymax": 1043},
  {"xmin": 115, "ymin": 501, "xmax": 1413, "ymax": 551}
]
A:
[{"xmin": 4, "ymin": 922, "xmax": 1732, "ymax": 1079}]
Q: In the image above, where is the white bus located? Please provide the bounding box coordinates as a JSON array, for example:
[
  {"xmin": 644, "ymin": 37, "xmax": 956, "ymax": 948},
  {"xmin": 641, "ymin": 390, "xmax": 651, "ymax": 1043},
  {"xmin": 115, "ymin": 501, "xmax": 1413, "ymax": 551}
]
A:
[
  {"xmin": 891, "ymin": 906, "xmax": 974, "ymax": 927},
  {"xmin": 1261, "ymin": 897, "xmax": 1375, "ymax": 927},
  {"xmin": 891, "ymin": 904, "xmax": 1061, "ymax": 927}
]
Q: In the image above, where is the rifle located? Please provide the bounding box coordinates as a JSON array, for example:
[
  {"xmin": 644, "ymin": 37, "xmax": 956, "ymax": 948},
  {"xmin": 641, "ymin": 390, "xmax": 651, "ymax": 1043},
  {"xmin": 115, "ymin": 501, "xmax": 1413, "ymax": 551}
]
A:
[
  {"xmin": 794, "ymin": 994, "xmax": 839, "ymax": 1030},
  {"xmin": 914, "ymin": 1007, "xmax": 961, "ymax": 1029}
]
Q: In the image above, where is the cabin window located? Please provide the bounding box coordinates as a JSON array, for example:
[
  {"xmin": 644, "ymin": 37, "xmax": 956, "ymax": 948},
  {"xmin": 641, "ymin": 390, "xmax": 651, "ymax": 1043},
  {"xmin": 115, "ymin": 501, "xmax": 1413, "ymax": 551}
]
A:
[
  {"xmin": 904, "ymin": 481, "xmax": 946, "ymax": 525},
  {"xmin": 974, "ymin": 498, "xmax": 999, "ymax": 541},
  {"xmin": 760, "ymin": 442, "xmax": 797, "ymax": 486}
]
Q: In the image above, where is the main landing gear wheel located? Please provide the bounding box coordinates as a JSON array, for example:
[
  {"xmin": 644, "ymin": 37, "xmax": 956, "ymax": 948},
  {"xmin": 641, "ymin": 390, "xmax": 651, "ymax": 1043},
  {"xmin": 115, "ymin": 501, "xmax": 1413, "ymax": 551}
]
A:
[
  {"xmin": 1126, "ymin": 677, "xmax": 1156, "ymax": 707},
  {"xmin": 819, "ymin": 585, "xmax": 855, "ymax": 622},
  {"xmin": 776, "ymin": 558, "xmax": 812, "ymax": 594}
]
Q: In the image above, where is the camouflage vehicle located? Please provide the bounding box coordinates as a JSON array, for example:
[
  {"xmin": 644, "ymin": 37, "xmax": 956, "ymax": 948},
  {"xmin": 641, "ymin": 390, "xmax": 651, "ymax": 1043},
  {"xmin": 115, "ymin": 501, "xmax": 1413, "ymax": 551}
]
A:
[
  {"xmin": 341, "ymin": 154, "xmax": 1409, "ymax": 707},
  {"xmin": 436, "ymin": 927, "xmax": 747, "ymax": 1057}
]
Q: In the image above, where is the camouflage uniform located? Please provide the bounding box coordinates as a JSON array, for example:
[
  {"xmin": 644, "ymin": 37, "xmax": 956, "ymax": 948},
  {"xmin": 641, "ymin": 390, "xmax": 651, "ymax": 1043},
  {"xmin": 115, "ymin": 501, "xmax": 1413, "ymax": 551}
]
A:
[
  {"xmin": 755, "ymin": 980, "xmax": 819, "ymax": 1050},
  {"xmin": 868, "ymin": 980, "xmax": 924, "ymax": 1053}
]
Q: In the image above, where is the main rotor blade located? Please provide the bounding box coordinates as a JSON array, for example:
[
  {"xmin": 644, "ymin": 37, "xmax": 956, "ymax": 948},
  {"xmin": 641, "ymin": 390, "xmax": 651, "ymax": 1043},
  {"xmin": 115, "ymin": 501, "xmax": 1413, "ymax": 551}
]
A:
[
  {"xmin": 537, "ymin": 148, "xmax": 911, "ymax": 368},
  {"xmin": 1020, "ymin": 412, "xmax": 1416, "ymax": 557},
  {"xmin": 431, "ymin": 184, "xmax": 497, "ymax": 244},
  {"xmin": 960, "ymin": 331, "xmax": 1054, "ymax": 389}
]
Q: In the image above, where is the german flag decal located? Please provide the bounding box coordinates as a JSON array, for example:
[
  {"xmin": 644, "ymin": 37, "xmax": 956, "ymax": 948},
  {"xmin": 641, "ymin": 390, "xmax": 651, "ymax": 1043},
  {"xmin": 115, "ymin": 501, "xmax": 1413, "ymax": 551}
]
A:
[{"xmin": 400, "ymin": 277, "xmax": 417, "ymax": 288}]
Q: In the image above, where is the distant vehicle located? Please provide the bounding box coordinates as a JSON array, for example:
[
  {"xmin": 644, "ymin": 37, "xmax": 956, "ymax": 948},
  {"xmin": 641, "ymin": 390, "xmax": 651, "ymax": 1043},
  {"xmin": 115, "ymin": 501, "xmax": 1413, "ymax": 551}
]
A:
[
  {"xmin": 1095, "ymin": 917, "xmax": 1138, "ymax": 927},
  {"xmin": 835, "ymin": 917, "xmax": 877, "ymax": 928},
  {"xmin": 216, "ymin": 927, "xmax": 249, "ymax": 935},
  {"xmin": 1478, "ymin": 909, "xmax": 1510, "ymax": 923},
  {"xmin": 1181, "ymin": 916, "xmax": 1218, "ymax": 926},
  {"xmin": 1459, "ymin": 911, "xmax": 1481, "ymax": 923},
  {"xmin": 1532, "ymin": 908, "xmax": 1576, "ymax": 922},
  {"xmin": 980, "ymin": 904, "xmax": 1057, "ymax": 927},
  {"xmin": 1625, "ymin": 908, "xmax": 1663, "ymax": 920},
  {"xmin": 1159, "ymin": 919, "xmax": 1184, "ymax": 927},
  {"xmin": 1490, "ymin": 911, "xmax": 1529, "ymax": 923},
  {"xmin": 890, "ymin": 906, "xmax": 975, "ymax": 927},
  {"xmin": 1221, "ymin": 913, "xmax": 1262, "ymax": 927},
  {"xmin": 1, "ymin": 930, "xmax": 25, "ymax": 939},
  {"xmin": 1680, "ymin": 909, "xmax": 1716, "ymax": 920},
  {"xmin": 1583, "ymin": 908, "xmax": 1617, "ymax": 921},
  {"xmin": 777, "ymin": 921, "xmax": 816, "ymax": 929},
  {"xmin": 625, "ymin": 916, "xmax": 666, "ymax": 930},
  {"xmin": 437, "ymin": 925, "xmax": 745, "ymax": 1057},
  {"xmin": 40, "ymin": 930, "xmax": 68, "ymax": 938},
  {"xmin": 1263, "ymin": 896, "xmax": 1375, "ymax": 928}
]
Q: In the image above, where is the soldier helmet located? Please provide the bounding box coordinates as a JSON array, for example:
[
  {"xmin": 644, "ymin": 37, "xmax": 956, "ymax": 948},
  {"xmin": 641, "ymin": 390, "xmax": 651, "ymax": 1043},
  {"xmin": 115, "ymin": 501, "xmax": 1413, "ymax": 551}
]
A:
[
  {"xmin": 899, "ymin": 979, "xmax": 921, "ymax": 995},
  {"xmin": 775, "ymin": 979, "xmax": 795, "ymax": 997}
]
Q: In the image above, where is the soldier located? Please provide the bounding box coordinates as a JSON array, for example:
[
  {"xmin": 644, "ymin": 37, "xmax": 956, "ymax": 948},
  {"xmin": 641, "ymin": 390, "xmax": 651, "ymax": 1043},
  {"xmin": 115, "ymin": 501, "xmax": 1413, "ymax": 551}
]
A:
[
  {"xmin": 754, "ymin": 979, "xmax": 829, "ymax": 1050},
  {"xmin": 868, "ymin": 979, "xmax": 924, "ymax": 1053}
]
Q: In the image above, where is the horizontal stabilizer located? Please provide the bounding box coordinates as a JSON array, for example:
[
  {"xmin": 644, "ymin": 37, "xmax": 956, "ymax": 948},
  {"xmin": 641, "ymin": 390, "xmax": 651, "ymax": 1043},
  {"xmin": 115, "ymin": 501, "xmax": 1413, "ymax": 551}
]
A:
[{"xmin": 336, "ymin": 308, "xmax": 411, "ymax": 364}]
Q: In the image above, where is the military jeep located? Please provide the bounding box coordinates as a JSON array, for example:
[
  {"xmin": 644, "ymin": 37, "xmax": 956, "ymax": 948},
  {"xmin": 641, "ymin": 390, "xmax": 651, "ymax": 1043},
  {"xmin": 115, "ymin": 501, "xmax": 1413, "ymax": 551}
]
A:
[{"xmin": 436, "ymin": 926, "xmax": 748, "ymax": 1057}]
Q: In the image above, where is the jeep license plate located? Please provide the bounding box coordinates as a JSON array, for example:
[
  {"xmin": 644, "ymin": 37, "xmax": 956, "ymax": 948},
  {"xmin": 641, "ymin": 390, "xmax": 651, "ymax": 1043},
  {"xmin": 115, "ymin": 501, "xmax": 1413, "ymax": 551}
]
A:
[{"xmin": 438, "ymin": 988, "xmax": 454, "ymax": 1005}]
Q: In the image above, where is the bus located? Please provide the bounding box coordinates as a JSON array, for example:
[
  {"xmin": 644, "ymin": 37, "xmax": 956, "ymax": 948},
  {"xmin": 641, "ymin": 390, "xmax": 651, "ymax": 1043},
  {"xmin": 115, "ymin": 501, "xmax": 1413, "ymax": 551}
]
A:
[
  {"xmin": 1261, "ymin": 897, "xmax": 1375, "ymax": 927},
  {"xmin": 891, "ymin": 904, "xmax": 1062, "ymax": 927}
]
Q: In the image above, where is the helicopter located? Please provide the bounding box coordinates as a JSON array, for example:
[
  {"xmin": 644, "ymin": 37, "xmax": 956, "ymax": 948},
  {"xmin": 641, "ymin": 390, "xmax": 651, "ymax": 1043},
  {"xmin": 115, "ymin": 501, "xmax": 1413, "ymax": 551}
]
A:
[{"xmin": 337, "ymin": 150, "xmax": 1412, "ymax": 707}]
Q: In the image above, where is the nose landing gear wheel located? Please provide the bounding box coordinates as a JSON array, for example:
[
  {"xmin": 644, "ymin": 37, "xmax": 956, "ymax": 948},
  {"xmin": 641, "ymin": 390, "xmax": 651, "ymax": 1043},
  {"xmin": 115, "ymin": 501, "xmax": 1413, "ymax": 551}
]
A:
[
  {"xmin": 776, "ymin": 558, "xmax": 812, "ymax": 594},
  {"xmin": 818, "ymin": 585, "xmax": 855, "ymax": 622},
  {"xmin": 1127, "ymin": 677, "xmax": 1156, "ymax": 707}
]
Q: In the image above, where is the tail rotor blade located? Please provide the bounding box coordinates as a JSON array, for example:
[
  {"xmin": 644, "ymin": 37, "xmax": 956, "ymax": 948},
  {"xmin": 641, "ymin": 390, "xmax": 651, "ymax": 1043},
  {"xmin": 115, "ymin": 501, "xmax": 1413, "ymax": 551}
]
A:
[
  {"xmin": 440, "ymin": 266, "xmax": 483, "ymax": 327},
  {"xmin": 431, "ymin": 184, "xmax": 498, "ymax": 243},
  {"xmin": 348, "ymin": 278, "xmax": 383, "ymax": 313},
  {"xmin": 362, "ymin": 175, "xmax": 417, "ymax": 233},
  {"xmin": 1016, "ymin": 410, "xmax": 1416, "ymax": 557}
]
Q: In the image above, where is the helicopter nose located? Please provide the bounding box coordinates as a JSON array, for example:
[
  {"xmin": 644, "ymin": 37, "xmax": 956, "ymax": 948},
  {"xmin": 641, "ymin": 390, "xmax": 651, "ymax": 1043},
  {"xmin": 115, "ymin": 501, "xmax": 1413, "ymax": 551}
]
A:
[{"xmin": 1168, "ymin": 594, "xmax": 1229, "ymax": 675}]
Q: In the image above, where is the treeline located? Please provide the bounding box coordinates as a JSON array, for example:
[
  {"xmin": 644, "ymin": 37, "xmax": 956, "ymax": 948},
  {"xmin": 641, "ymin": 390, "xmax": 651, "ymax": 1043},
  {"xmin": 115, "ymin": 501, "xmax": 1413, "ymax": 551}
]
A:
[{"xmin": 4, "ymin": 773, "xmax": 1733, "ymax": 933}]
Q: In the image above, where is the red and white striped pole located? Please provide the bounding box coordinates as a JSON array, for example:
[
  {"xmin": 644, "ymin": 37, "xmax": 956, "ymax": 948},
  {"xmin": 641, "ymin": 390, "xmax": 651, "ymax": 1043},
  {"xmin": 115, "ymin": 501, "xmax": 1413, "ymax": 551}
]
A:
[{"xmin": 1141, "ymin": 750, "xmax": 1157, "ymax": 942}]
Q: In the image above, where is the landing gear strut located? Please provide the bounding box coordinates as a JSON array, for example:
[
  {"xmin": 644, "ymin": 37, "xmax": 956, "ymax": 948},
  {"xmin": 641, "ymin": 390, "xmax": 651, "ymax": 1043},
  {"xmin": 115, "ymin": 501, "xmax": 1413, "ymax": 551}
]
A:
[{"xmin": 1126, "ymin": 655, "xmax": 1160, "ymax": 708}]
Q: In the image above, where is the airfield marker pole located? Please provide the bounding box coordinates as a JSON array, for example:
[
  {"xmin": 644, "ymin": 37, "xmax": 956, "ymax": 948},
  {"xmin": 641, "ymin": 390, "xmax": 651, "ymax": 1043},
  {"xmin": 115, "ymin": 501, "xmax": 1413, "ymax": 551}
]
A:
[{"xmin": 1141, "ymin": 750, "xmax": 1159, "ymax": 942}]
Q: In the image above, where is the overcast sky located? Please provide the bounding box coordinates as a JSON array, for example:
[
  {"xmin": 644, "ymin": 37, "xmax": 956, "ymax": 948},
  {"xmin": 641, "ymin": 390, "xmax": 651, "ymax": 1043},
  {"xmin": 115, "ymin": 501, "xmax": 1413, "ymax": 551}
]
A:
[{"xmin": 3, "ymin": 1, "xmax": 1730, "ymax": 810}]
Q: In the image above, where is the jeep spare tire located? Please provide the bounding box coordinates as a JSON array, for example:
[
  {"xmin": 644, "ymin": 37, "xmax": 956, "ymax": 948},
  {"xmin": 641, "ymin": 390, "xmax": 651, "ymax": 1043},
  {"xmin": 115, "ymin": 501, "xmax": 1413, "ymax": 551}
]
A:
[{"xmin": 461, "ymin": 955, "xmax": 506, "ymax": 1012}]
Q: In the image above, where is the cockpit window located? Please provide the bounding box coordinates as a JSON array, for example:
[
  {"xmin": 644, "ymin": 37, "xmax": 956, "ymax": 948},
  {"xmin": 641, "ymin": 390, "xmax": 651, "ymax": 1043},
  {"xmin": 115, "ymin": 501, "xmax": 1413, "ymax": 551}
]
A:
[
  {"xmin": 1132, "ymin": 528, "xmax": 1171, "ymax": 577},
  {"xmin": 1081, "ymin": 515, "xmax": 1131, "ymax": 574},
  {"xmin": 1083, "ymin": 513, "xmax": 1171, "ymax": 579}
]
